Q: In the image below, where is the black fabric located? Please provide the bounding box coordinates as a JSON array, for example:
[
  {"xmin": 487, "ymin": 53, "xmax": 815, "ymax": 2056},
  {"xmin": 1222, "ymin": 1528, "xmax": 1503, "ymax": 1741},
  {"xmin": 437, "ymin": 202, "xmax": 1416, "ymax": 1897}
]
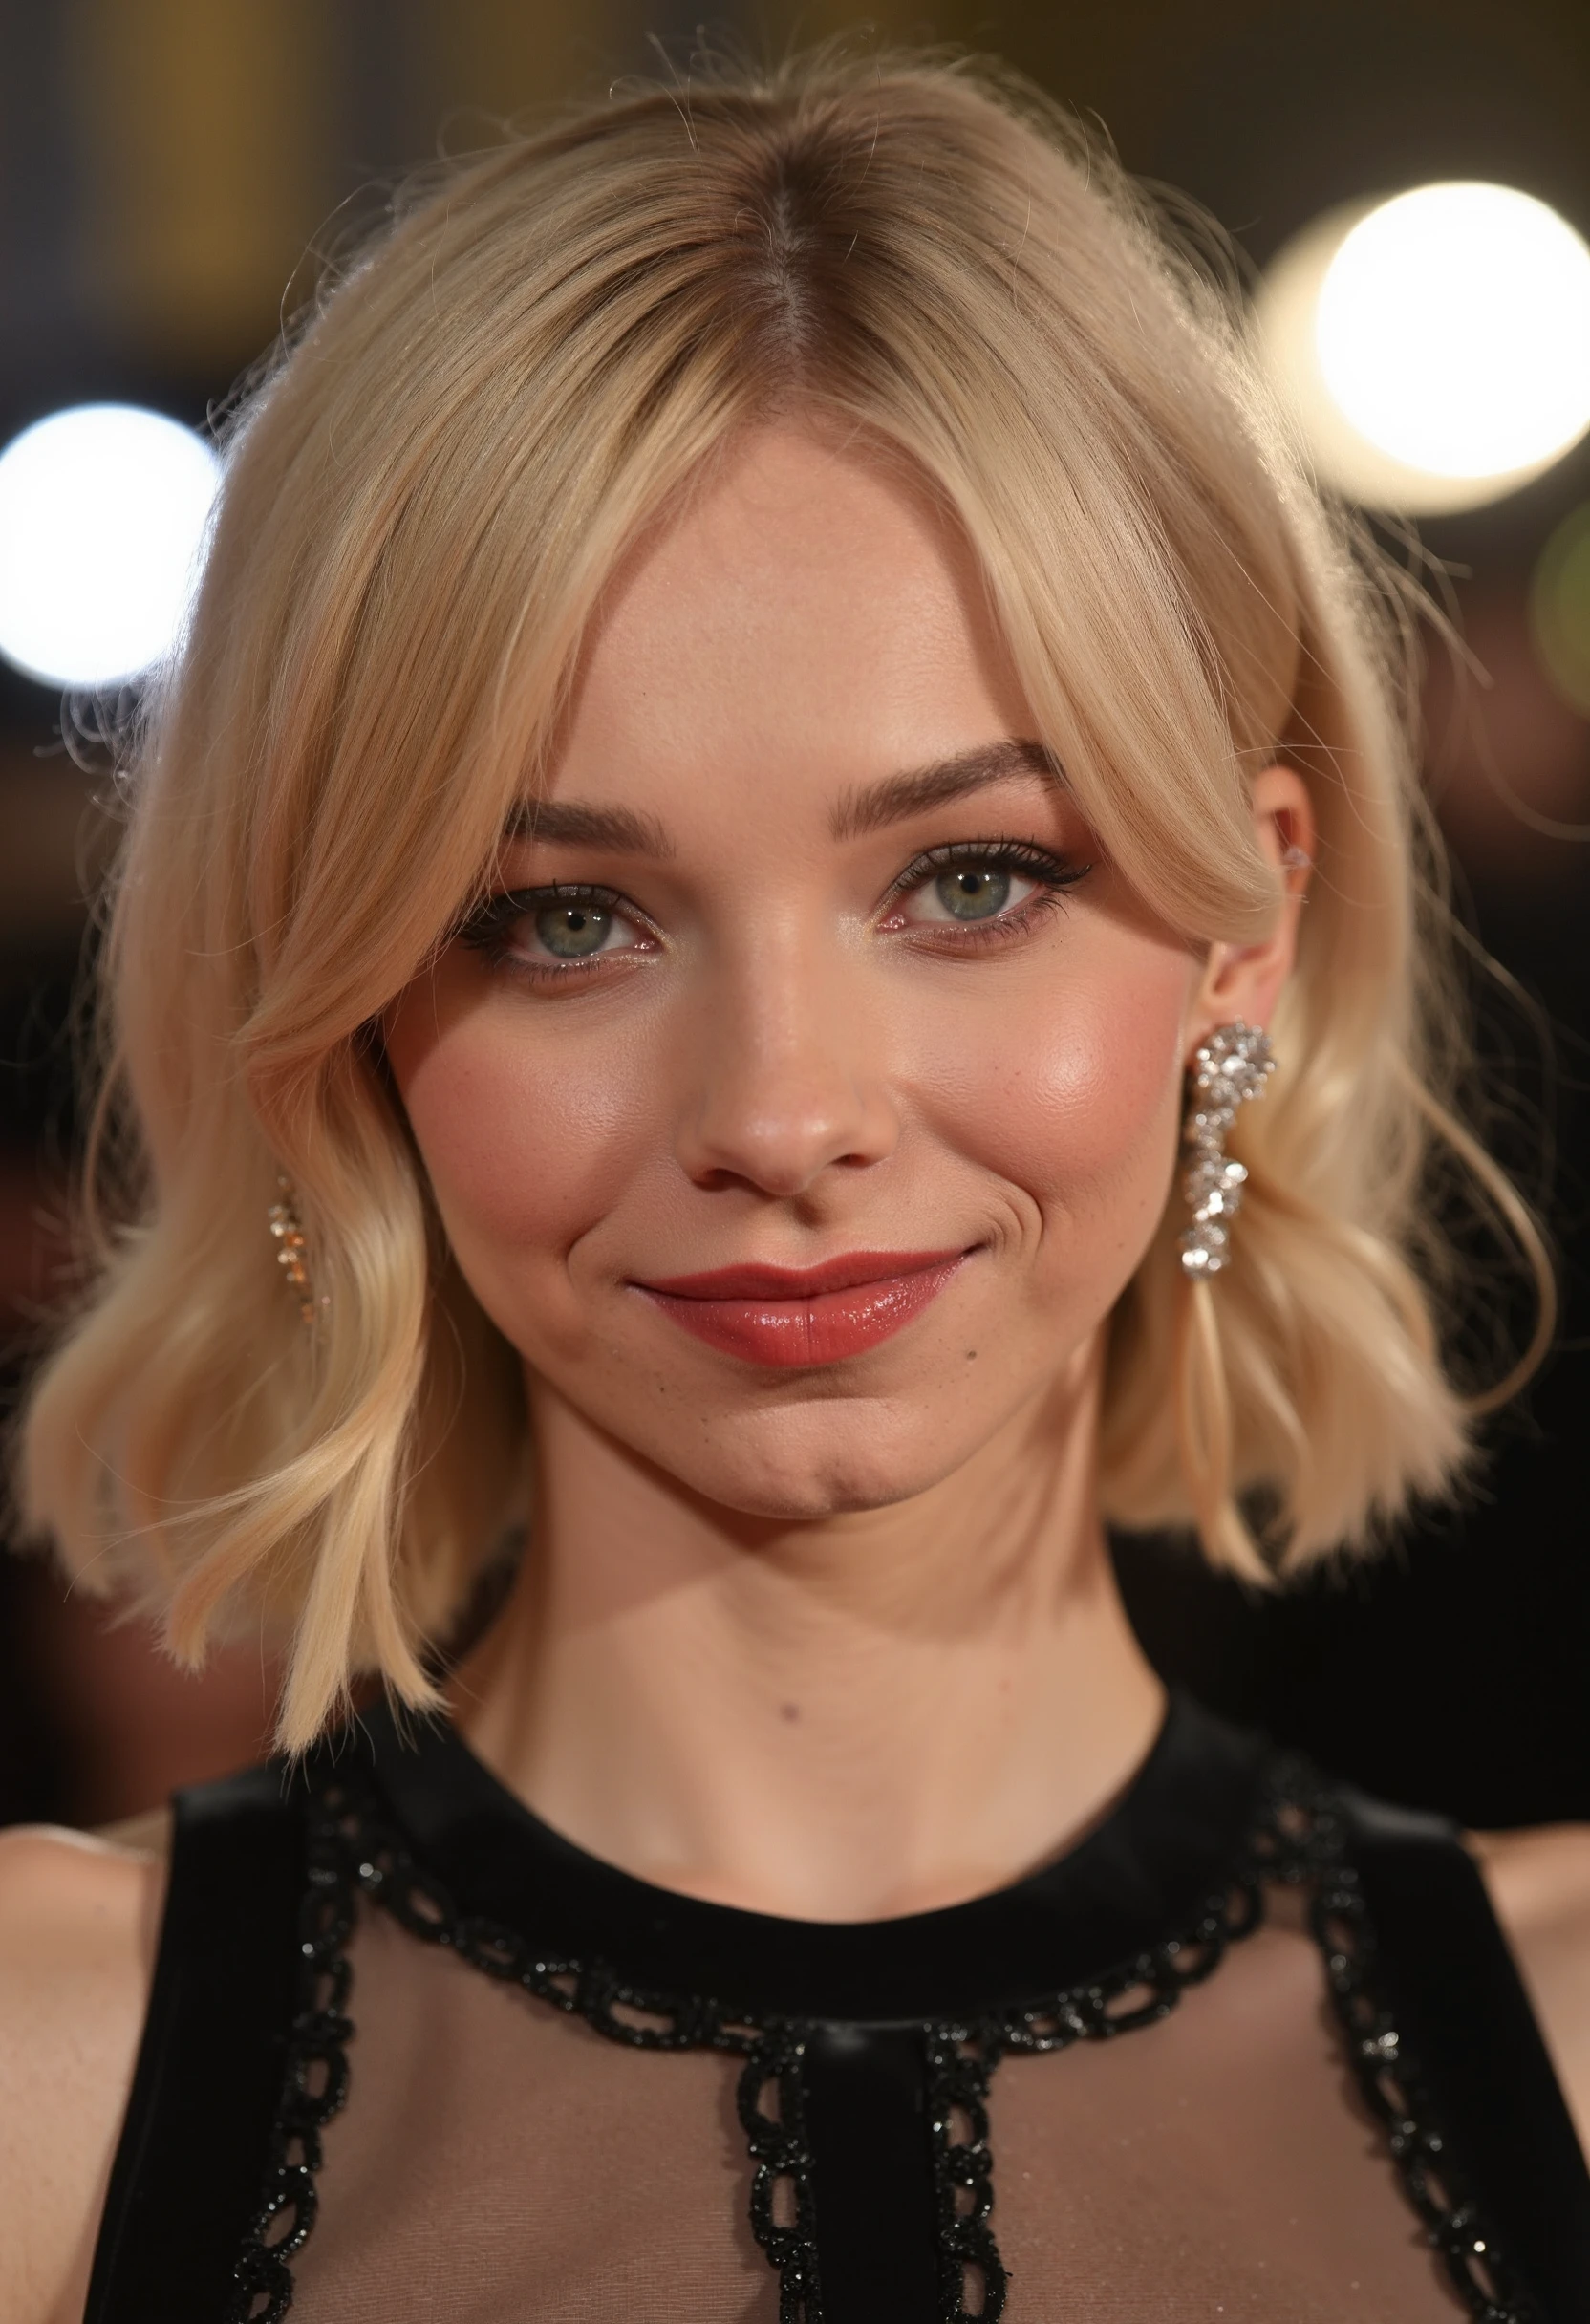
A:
[
  {"xmin": 355, "ymin": 1690, "xmax": 1268, "ymax": 2021},
  {"xmin": 83, "ymin": 1692, "xmax": 1590, "ymax": 2324},
  {"xmin": 802, "ymin": 2024, "xmax": 939, "ymax": 2322},
  {"xmin": 1343, "ymin": 1791, "xmax": 1590, "ymax": 2323},
  {"xmin": 83, "ymin": 1764, "xmax": 305, "ymax": 2324}
]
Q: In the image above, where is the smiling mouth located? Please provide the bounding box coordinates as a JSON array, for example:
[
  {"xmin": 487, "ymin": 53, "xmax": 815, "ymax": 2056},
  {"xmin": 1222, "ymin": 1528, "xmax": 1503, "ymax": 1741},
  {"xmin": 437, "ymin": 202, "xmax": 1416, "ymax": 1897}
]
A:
[{"xmin": 634, "ymin": 1249, "xmax": 972, "ymax": 1368}]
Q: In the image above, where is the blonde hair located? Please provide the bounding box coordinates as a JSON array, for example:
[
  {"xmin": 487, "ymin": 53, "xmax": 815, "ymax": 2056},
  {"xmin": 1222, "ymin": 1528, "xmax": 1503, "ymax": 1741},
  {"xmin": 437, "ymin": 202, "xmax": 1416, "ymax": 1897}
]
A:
[{"xmin": 15, "ymin": 47, "xmax": 1548, "ymax": 1748}]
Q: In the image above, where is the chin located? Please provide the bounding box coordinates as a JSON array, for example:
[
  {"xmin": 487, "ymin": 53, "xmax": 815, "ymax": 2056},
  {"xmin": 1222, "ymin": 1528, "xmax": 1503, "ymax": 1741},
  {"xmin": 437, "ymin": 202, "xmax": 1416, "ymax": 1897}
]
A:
[{"xmin": 661, "ymin": 1399, "xmax": 966, "ymax": 1522}]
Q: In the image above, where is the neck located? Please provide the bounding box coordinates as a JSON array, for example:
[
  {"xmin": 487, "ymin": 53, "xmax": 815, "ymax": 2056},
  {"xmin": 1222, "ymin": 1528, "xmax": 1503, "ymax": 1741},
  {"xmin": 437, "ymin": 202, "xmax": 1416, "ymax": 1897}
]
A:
[{"xmin": 450, "ymin": 1356, "xmax": 1165, "ymax": 1921}]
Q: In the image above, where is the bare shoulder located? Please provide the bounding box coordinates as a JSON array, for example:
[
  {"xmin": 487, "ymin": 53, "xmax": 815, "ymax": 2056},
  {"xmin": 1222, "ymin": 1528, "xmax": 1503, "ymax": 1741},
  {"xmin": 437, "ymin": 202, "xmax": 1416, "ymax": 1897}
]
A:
[
  {"xmin": 1472, "ymin": 1823, "xmax": 1590, "ymax": 2156},
  {"xmin": 0, "ymin": 1817, "xmax": 169, "ymax": 2324}
]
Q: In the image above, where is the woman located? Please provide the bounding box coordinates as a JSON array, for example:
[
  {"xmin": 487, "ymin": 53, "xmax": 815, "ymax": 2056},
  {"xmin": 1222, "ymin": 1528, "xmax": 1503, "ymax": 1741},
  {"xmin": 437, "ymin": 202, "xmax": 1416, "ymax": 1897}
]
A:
[{"xmin": 3, "ymin": 46, "xmax": 1587, "ymax": 2324}]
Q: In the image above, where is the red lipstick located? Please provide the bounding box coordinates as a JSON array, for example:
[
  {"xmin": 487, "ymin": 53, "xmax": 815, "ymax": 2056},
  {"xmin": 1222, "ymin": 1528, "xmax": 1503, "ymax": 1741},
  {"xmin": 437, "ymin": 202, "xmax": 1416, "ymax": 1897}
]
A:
[{"xmin": 635, "ymin": 1249, "xmax": 967, "ymax": 1367}]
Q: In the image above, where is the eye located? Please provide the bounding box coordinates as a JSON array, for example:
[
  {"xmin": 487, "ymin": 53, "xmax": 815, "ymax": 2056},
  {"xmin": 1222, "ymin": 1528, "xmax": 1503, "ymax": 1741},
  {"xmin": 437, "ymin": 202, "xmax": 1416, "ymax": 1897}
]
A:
[
  {"xmin": 533, "ymin": 897, "xmax": 621, "ymax": 958},
  {"xmin": 912, "ymin": 863, "xmax": 1029, "ymax": 923},
  {"xmin": 456, "ymin": 883, "xmax": 653, "ymax": 978},
  {"xmin": 882, "ymin": 840, "xmax": 1085, "ymax": 936}
]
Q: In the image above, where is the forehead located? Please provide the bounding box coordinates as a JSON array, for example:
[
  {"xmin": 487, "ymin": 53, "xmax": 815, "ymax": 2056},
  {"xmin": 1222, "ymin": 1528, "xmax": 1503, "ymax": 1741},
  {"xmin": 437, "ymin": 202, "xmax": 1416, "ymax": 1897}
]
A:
[{"xmin": 543, "ymin": 426, "xmax": 1033, "ymax": 825}]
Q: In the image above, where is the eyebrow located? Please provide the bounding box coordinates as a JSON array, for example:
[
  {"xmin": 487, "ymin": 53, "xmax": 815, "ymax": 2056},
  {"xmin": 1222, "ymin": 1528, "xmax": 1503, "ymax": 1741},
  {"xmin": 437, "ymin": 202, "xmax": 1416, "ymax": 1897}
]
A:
[
  {"xmin": 502, "ymin": 798, "xmax": 675, "ymax": 855},
  {"xmin": 502, "ymin": 737, "xmax": 1062, "ymax": 858},
  {"xmin": 828, "ymin": 739, "xmax": 1062, "ymax": 839}
]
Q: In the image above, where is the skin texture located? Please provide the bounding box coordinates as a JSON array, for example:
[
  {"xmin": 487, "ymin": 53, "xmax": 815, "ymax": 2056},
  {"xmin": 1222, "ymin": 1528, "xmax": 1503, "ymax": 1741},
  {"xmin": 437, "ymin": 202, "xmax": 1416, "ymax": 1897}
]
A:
[
  {"xmin": 1, "ymin": 424, "xmax": 1586, "ymax": 2318},
  {"xmin": 0, "ymin": 1820, "xmax": 166, "ymax": 2324},
  {"xmin": 390, "ymin": 424, "xmax": 1302, "ymax": 1918}
]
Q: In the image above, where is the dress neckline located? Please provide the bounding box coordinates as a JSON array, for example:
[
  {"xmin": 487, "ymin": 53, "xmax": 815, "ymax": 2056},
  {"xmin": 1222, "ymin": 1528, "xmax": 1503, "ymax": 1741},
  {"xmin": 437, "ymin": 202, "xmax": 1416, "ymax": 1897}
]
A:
[{"xmin": 352, "ymin": 1687, "xmax": 1267, "ymax": 2021}]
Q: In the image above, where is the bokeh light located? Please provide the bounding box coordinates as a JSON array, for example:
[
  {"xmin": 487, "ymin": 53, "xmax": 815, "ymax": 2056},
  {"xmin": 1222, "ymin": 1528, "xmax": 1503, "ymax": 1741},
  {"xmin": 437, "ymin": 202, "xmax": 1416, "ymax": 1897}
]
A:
[
  {"xmin": 1259, "ymin": 183, "xmax": 1590, "ymax": 513},
  {"xmin": 0, "ymin": 402, "xmax": 221, "ymax": 690},
  {"xmin": 1531, "ymin": 502, "xmax": 1590, "ymax": 719}
]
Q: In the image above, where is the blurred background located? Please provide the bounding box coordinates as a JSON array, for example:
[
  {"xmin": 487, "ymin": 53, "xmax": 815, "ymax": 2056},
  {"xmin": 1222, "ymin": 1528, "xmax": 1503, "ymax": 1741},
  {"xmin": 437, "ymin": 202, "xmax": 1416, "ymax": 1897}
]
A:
[{"xmin": 0, "ymin": 0, "xmax": 1587, "ymax": 1833}]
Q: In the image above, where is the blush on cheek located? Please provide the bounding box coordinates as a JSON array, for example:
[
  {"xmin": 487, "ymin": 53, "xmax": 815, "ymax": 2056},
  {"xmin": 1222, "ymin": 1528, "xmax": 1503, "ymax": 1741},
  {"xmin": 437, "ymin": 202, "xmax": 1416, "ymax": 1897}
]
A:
[
  {"xmin": 391, "ymin": 1003, "xmax": 658, "ymax": 1333},
  {"xmin": 913, "ymin": 947, "xmax": 1192, "ymax": 1263}
]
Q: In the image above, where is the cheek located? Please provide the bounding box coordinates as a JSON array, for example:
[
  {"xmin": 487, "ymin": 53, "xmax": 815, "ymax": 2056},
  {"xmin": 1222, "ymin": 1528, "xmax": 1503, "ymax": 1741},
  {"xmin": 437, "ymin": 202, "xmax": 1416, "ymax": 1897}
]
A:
[
  {"xmin": 387, "ymin": 982, "xmax": 655, "ymax": 1269},
  {"xmin": 913, "ymin": 936, "xmax": 1192, "ymax": 1260}
]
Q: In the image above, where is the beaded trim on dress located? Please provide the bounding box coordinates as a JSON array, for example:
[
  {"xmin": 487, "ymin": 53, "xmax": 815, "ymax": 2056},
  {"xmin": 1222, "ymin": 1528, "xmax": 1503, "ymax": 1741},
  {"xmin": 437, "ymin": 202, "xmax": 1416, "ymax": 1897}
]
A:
[{"xmin": 223, "ymin": 1745, "xmax": 1535, "ymax": 2324}]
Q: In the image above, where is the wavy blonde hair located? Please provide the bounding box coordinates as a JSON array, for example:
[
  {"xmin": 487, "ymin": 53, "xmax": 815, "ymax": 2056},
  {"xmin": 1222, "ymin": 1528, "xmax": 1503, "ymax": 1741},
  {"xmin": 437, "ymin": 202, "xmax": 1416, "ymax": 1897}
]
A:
[{"xmin": 15, "ymin": 47, "xmax": 1548, "ymax": 1748}]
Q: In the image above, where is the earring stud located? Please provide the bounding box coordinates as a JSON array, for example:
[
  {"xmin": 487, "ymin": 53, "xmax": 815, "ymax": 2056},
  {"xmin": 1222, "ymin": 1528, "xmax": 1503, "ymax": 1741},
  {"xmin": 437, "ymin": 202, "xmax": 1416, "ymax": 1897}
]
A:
[{"xmin": 1179, "ymin": 1021, "xmax": 1275, "ymax": 1278}]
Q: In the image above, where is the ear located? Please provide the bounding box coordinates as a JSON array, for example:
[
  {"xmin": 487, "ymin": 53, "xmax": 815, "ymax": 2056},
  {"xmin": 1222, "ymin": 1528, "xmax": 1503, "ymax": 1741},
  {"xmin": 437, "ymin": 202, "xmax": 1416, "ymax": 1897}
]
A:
[{"xmin": 1187, "ymin": 764, "xmax": 1316, "ymax": 1049}]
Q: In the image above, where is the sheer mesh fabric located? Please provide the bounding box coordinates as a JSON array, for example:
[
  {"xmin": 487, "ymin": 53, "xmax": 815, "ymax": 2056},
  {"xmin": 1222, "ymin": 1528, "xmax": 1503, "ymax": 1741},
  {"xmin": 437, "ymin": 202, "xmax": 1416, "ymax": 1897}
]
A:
[
  {"xmin": 291, "ymin": 1886, "xmax": 1466, "ymax": 2323},
  {"xmin": 991, "ymin": 1891, "xmax": 1466, "ymax": 2320},
  {"xmin": 292, "ymin": 1904, "xmax": 772, "ymax": 2323}
]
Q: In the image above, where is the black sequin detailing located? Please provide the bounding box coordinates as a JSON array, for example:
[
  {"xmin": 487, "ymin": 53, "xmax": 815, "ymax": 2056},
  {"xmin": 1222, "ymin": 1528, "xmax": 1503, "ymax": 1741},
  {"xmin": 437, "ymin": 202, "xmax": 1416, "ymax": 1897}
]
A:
[
  {"xmin": 1278, "ymin": 1760, "xmax": 1541, "ymax": 2324},
  {"xmin": 233, "ymin": 1747, "xmax": 1536, "ymax": 2324},
  {"xmin": 923, "ymin": 2025, "xmax": 1005, "ymax": 2320},
  {"xmin": 738, "ymin": 2025, "xmax": 826, "ymax": 2320},
  {"xmin": 226, "ymin": 1779, "xmax": 356, "ymax": 2323}
]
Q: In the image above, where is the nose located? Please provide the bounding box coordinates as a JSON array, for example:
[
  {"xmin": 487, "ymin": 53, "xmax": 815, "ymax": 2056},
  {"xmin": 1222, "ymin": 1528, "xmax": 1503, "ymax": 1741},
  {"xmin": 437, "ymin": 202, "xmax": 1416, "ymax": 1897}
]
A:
[{"xmin": 674, "ymin": 936, "xmax": 900, "ymax": 1198}]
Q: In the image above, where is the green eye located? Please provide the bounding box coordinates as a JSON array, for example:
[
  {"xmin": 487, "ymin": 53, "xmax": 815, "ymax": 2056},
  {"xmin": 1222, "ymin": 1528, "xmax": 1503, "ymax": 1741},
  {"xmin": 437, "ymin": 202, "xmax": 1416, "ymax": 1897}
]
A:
[
  {"xmin": 935, "ymin": 867, "xmax": 1012, "ymax": 920},
  {"xmin": 535, "ymin": 901, "xmax": 612, "ymax": 958}
]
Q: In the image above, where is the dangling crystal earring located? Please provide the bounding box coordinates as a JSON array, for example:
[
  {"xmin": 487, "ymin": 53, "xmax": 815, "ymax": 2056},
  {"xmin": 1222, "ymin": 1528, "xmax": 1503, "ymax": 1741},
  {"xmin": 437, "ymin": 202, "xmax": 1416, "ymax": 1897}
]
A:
[
  {"xmin": 1179, "ymin": 1021, "xmax": 1275, "ymax": 1278},
  {"xmin": 268, "ymin": 1173, "xmax": 322, "ymax": 1324}
]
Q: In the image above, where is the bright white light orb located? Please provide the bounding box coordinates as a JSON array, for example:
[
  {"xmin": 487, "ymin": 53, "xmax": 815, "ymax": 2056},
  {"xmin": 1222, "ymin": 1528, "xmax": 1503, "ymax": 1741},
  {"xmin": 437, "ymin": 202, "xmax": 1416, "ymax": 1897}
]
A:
[
  {"xmin": 1319, "ymin": 184, "xmax": 1590, "ymax": 477},
  {"xmin": 0, "ymin": 402, "xmax": 221, "ymax": 689},
  {"xmin": 1258, "ymin": 184, "xmax": 1590, "ymax": 513}
]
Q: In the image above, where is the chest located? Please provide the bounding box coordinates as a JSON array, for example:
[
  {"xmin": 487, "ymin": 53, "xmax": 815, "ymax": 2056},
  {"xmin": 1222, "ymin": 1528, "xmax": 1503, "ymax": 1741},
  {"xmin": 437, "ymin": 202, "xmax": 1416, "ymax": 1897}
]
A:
[{"xmin": 288, "ymin": 1910, "xmax": 1465, "ymax": 2324}]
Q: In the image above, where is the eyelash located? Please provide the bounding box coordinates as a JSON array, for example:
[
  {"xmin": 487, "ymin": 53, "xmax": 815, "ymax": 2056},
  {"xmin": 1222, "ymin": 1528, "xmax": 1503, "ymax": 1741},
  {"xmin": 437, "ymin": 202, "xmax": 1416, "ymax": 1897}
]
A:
[
  {"xmin": 455, "ymin": 880, "xmax": 652, "ymax": 979},
  {"xmin": 878, "ymin": 839, "xmax": 1090, "ymax": 947},
  {"xmin": 455, "ymin": 841, "xmax": 1091, "ymax": 983}
]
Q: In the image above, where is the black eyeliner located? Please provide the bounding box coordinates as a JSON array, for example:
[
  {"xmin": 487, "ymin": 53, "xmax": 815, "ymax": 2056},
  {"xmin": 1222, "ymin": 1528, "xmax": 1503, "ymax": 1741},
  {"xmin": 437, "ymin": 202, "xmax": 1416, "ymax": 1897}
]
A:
[
  {"xmin": 455, "ymin": 880, "xmax": 631, "ymax": 954},
  {"xmin": 883, "ymin": 836, "xmax": 1091, "ymax": 909}
]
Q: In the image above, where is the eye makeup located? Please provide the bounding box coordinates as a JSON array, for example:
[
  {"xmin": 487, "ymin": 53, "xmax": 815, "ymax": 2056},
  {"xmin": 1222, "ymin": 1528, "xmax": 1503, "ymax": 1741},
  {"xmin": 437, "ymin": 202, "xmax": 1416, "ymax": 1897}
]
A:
[
  {"xmin": 455, "ymin": 880, "xmax": 658, "ymax": 982},
  {"xmin": 453, "ymin": 839, "xmax": 1091, "ymax": 986},
  {"xmin": 878, "ymin": 838, "xmax": 1090, "ymax": 949}
]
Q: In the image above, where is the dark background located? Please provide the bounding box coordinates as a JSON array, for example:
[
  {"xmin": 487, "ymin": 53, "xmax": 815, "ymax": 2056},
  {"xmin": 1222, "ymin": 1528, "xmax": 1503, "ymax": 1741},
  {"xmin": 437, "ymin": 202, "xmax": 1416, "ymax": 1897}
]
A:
[{"xmin": 0, "ymin": 0, "xmax": 1586, "ymax": 1832}]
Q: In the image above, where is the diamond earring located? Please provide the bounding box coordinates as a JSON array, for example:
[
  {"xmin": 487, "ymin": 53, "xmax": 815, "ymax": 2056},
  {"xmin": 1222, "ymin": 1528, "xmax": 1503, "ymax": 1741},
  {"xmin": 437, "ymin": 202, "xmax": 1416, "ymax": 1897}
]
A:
[
  {"xmin": 1179, "ymin": 1021, "xmax": 1276, "ymax": 1278},
  {"xmin": 268, "ymin": 1173, "xmax": 323, "ymax": 1324}
]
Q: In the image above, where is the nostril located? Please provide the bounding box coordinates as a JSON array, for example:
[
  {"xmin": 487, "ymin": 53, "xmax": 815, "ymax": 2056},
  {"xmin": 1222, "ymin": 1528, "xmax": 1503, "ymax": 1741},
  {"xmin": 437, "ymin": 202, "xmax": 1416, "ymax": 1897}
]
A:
[{"xmin": 676, "ymin": 1076, "xmax": 900, "ymax": 1199}]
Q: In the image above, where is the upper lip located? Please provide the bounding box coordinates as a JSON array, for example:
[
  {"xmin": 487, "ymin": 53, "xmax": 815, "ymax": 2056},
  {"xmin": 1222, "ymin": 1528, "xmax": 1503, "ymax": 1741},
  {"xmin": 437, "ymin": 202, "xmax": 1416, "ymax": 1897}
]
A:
[{"xmin": 638, "ymin": 1249, "xmax": 969, "ymax": 1300}]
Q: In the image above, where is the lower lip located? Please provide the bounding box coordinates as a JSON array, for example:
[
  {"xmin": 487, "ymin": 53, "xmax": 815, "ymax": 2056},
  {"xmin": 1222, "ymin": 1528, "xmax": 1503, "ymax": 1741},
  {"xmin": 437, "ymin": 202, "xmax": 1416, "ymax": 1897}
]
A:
[{"xmin": 638, "ymin": 1258, "xmax": 966, "ymax": 1367}]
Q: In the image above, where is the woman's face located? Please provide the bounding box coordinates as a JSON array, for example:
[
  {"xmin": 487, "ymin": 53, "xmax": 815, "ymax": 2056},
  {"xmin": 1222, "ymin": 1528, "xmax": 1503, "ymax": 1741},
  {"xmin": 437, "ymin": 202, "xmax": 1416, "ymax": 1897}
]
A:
[{"xmin": 385, "ymin": 427, "xmax": 1203, "ymax": 1519}]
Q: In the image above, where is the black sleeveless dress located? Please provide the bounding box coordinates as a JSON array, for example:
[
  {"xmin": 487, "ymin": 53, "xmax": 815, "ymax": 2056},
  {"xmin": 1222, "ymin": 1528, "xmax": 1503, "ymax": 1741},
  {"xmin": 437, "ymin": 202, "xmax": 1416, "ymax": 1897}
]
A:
[{"xmin": 84, "ymin": 1692, "xmax": 1590, "ymax": 2324}]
